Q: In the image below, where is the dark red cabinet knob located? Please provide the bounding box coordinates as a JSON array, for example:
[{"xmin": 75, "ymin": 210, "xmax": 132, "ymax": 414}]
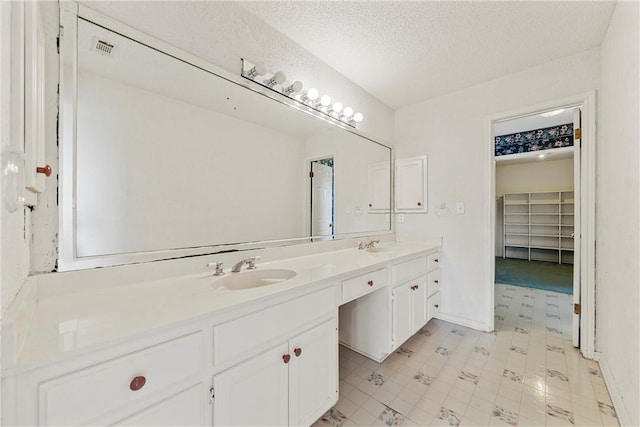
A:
[
  {"xmin": 36, "ymin": 165, "xmax": 52, "ymax": 177},
  {"xmin": 294, "ymin": 348, "xmax": 302, "ymax": 357},
  {"xmin": 283, "ymin": 354, "xmax": 291, "ymax": 364},
  {"xmin": 129, "ymin": 376, "xmax": 146, "ymax": 391},
  {"xmin": 434, "ymin": 259, "xmax": 439, "ymax": 263},
  {"xmin": 434, "ymin": 280, "xmax": 439, "ymax": 284},
  {"xmin": 417, "ymin": 202, "xmax": 422, "ymax": 206},
  {"xmin": 367, "ymin": 280, "xmax": 374, "ymax": 286},
  {"xmin": 434, "ymin": 304, "xmax": 439, "ymax": 308}
]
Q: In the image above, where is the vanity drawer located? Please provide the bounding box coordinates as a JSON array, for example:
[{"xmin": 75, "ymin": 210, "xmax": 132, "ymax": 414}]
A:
[
  {"xmin": 392, "ymin": 256, "xmax": 427, "ymax": 286},
  {"xmin": 427, "ymin": 291, "xmax": 441, "ymax": 321},
  {"xmin": 39, "ymin": 332, "xmax": 203, "ymax": 426},
  {"xmin": 341, "ymin": 268, "xmax": 388, "ymax": 304},
  {"xmin": 214, "ymin": 286, "xmax": 335, "ymax": 366},
  {"xmin": 427, "ymin": 269, "xmax": 441, "ymax": 297},
  {"xmin": 427, "ymin": 252, "xmax": 441, "ymax": 271}
]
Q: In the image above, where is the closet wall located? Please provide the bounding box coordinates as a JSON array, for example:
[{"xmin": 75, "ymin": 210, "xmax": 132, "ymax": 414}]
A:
[{"xmin": 495, "ymin": 158, "xmax": 573, "ymax": 256}]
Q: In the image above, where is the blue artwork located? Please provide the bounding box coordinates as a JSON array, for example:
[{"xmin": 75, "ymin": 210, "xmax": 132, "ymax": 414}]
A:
[{"xmin": 495, "ymin": 123, "xmax": 573, "ymax": 157}]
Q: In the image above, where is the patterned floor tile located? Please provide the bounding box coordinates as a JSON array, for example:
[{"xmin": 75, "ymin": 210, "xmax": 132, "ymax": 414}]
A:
[{"xmin": 316, "ymin": 285, "xmax": 618, "ymax": 427}]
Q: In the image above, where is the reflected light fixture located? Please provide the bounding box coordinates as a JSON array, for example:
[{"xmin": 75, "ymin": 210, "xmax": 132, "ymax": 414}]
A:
[
  {"xmin": 241, "ymin": 58, "xmax": 363, "ymax": 128},
  {"xmin": 538, "ymin": 154, "xmax": 545, "ymax": 159}
]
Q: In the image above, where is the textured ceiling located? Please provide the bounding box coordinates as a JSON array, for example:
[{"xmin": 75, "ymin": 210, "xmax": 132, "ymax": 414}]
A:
[{"xmin": 238, "ymin": 1, "xmax": 616, "ymax": 109}]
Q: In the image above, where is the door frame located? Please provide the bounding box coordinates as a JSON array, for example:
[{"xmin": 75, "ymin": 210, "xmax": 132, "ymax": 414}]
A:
[{"xmin": 484, "ymin": 92, "xmax": 596, "ymax": 359}]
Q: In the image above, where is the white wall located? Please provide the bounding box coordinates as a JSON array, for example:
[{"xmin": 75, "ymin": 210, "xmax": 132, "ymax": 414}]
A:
[
  {"xmin": 27, "ymin": 1, "xmax": 395, "ymax": 275},
  {"xmin": 496, "ymin": 158, "xmax": 574, "ymax": 196},
  {"xmin": 1, "ymin": 2, "xmax": 58, "ymax": 315},
  {"xmin": 395, "ymin": 49, "xmax": 599, "ymax": 329},
  {"xmin": 75, "ymin": 70, "xmax": 305, "ymax": 257},
  {"xmin": 595, "ymin": 2, "xmax": 640, "ymax": 425}
]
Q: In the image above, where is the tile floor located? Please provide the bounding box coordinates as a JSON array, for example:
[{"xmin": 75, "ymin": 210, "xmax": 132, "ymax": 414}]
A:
[{"xmin": 313, "ymin": 284, "xmax": 618, "ymax": 427}]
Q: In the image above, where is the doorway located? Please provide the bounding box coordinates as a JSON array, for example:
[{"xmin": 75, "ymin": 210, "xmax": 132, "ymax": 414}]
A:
[
  {"xmin": 310, "ymin": 157, "xmax": 335, "ymax": 240},
  {"xmin": 486, "ymin": 93, "xmax": 596, "ymax": 358},
  {"xmin": 494, "ymin": 107, "xmax": 579, "ymax": 349}
]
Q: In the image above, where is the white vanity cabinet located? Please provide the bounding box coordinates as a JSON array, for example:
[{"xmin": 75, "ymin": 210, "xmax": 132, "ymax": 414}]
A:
[
  {"xmin": 392, "ymin": 275, "xmax": 428, "ymax": 349},
  {"xmin": 37, "ymin": 332, "xmax": 205, "ymax": 426},
  {"xmin": 391, "ymin": 255, "xmax": 429, "ymax": 350},
  {"xmin": 426, "ymin": 252, "xmax": 442, "ymax": 320},
  {"xmin": 212, "ymin": 285, "xmax": 338, "ymax": 427},
  {"xmin": 395, "ymin": 156, "xmax": 428, "ymax": 213}
]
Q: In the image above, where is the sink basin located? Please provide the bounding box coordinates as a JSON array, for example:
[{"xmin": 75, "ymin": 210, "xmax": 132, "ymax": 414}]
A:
[
  {"xmin": 365, "ymin": 247, "xmax": 392, "ymax": 254},
  {"xmin": 212, "ymin": 269, "xmax": 296, "ymax": 291}
]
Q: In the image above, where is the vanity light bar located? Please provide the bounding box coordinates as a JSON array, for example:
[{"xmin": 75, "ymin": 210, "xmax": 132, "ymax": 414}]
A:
[{"xmin": 240, "ymin": 58, "xmax": 363, "ymax": 128}]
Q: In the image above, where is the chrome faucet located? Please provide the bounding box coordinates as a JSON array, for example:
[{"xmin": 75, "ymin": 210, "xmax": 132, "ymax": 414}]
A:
[
  {"xmin": 206, "ymin": 262, "xmax": 225, "ymax": 276},
  {"xmin": 358, "ymin": 240, "xmax": 380, "ymax": 250},
  {"xmin": 231, "ymin": 256, "xmax": 261, "ymax": 273}
]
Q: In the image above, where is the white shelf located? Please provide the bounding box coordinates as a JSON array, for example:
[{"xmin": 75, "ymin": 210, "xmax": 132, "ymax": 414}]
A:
[{"xmin": 502, "ymin": 190, "xmax": 574, "ymax": 264}]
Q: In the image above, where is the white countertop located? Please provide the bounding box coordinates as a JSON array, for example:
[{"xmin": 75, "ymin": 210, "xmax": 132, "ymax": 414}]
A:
[{"xmin": 5, "ymin": 241, "xmax": 439, "ymax": 373}]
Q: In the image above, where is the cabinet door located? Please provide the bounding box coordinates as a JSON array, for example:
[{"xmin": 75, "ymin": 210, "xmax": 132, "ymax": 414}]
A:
[
  {"xmin": 213, "ymin": 342, "xmax": 289, "ymax": 427},
  {"xmin": 412, "ymin": 276, "xmax": 428, "ymax": 330},
  {"xmin": 289, "ymin": 319, "xmax": 338, "ymax": 426},
  {"xmin": 393, "ymin": 282, "xmax": 414, "ymax": 348},
  {"xmin": 368, "ymin": 162, "xmax": 391, "ymax": 211},
  {"xmin": 116, "ymin": 384, "xmax": 203, "ymax": 426},
  {"xmin": 395, "ymin": 156, "xmax": 427, "ymax": 212}
]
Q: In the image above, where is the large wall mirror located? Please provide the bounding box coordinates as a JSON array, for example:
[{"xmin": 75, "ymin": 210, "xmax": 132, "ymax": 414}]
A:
[{"xmin": 59, "ymin": 6, "xmax": 392, "ymax": 271}]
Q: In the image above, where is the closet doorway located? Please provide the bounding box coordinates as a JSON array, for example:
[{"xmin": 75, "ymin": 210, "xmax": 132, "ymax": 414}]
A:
[{"xmin": 493, "ymin": 106, "xmax": 583, "ymax": 347}]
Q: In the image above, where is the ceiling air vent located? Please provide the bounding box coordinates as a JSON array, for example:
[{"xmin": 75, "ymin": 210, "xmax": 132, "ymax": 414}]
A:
[{"xmin": 94, "ymin": 39, "xmax": 114, "ymax": 56}]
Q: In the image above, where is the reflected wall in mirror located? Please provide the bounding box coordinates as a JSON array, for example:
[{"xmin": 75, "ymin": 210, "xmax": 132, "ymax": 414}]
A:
[{"xmin": 59, "ymin": 11, "xmax": 391, "ymax": 270}]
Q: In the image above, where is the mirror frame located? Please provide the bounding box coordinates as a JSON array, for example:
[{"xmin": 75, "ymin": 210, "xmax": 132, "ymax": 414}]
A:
[{"xmin": 58, "ymin": 3, "xmax": 393, "ymax": 271}]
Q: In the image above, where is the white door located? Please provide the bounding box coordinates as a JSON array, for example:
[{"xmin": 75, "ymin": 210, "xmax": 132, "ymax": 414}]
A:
[
  {"xmin": 213, "ymin": 342, "xmax": 289, "ymax": 426},
  {"xmin": 412, "ymin": 276, "xmax": 428, "ymax": 330},
  {"xmin": 572, "ymin": 108, "xmax": 582, "ymax": 347},
  {"xmin": 392, "ymin": 282, "xmax": 414, "ymax": 348},
  {"xmin": 311, "ymin": 161, "xmax": 333, "ymax": 237},
  {"xmin": 289, "ymin": 319, "xmax": 338, "ymax": 426},
  {"xmin": 368, "ymin": 162, "xmax": 391, "ymax": 210}
]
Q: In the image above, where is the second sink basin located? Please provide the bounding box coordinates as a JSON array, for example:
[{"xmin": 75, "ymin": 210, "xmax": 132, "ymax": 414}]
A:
[{"xmin": 212, "ymin": 269, "xmax": 297, "ymax": 291}]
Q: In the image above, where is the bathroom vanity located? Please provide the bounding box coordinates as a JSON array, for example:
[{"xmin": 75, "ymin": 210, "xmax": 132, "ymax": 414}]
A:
[
  {"xmin": 2, "ymin": 3, "xmax": 442, "ymax": 426},
  {"xmin": 2, "ymin": 242, "xmax": 441, "ymax": 426}
]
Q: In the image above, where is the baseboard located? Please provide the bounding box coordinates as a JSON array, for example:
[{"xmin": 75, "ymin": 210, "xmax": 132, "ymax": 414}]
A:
[
  {"xmin": 434, "ymin": 312, "xmax": 488, "ymax": 332},
  {"xmin": 597, "ymin": 352, "xmax": 633, "ymax": 427}
]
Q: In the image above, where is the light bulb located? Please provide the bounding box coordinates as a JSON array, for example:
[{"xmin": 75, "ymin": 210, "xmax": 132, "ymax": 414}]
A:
[
  {"xmin": 246, "ymin": 62, "xmax": 267, "ymax": 79},
  {"xmin": 264, "ymin": 71, "xmax": 286, "ymax": 88},
  {"xmin": 342, "ymin": 107, "xmax": 353, "ymax": 118},
  {"xmin": 320, "ymin": 95, "xmax": 331, "ymax": 107},
  {"xmin": 353, "ymin": 112, "xmax": 363, "ymax": 123},
  {"xmin": 283, "ymin": 81, "xmax": 303, "ymax": 95},
  {"xmin": 306, "ymin": 88, "xmax": 319, "ymax": 101},
  {"xmin": 332, "ymin": 102, "xmax": 343, "ymax": 114}
]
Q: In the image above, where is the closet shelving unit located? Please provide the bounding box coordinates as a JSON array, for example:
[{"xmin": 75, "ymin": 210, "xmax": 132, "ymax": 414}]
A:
[{"xmin": 503, "ymin": 191, "xmax": 574, "ymax": 264}]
